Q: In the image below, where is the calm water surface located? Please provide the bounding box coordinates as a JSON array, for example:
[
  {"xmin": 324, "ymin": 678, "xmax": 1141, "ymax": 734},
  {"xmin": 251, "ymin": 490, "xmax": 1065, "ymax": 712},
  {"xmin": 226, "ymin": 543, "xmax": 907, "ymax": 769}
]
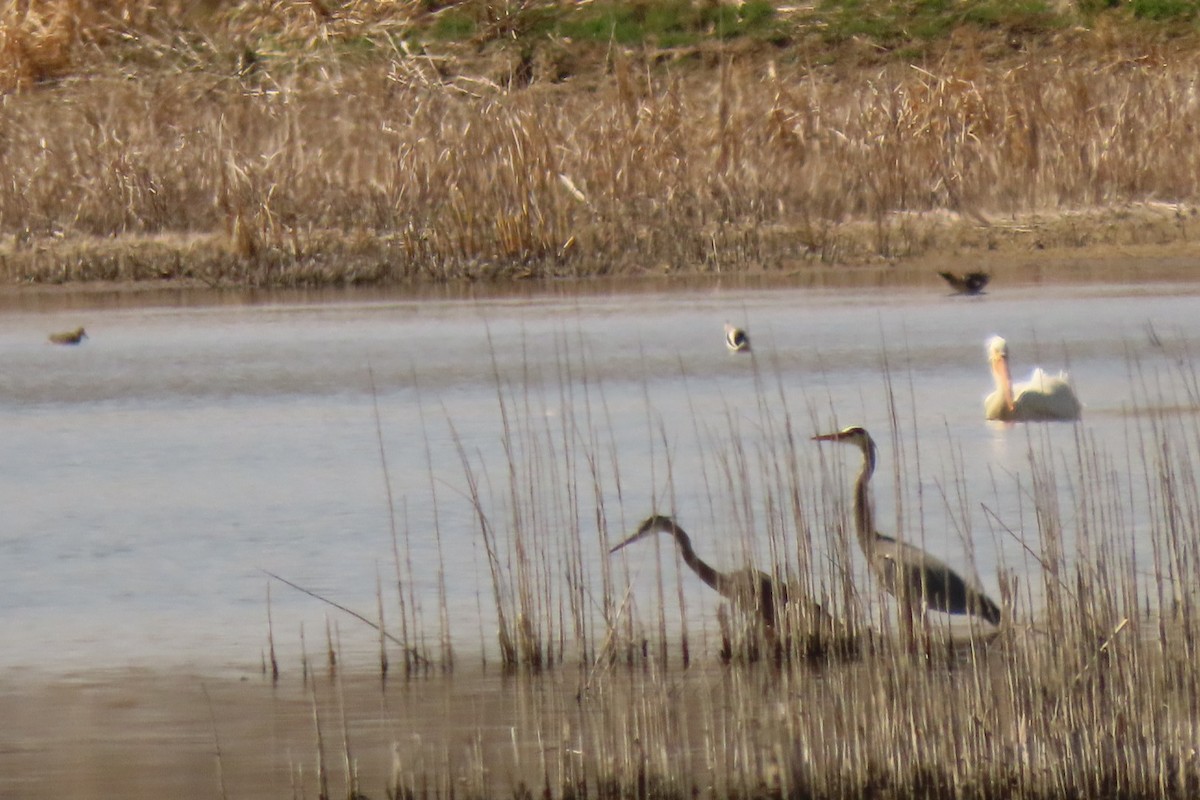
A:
[{"xmin": 2, "ymin": 276, "xmax": 1198, "ymax": 676}]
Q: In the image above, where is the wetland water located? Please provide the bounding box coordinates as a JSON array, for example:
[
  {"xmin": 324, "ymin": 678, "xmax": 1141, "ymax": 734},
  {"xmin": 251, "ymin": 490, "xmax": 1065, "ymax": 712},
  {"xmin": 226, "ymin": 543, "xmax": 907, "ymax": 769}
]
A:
[
  {"xmin": 2, "ymin": 274, "xmax": 1199, "ymax": 678},
  {"xmin": 4, "ymin": 271, "xmax": 1200, "ymax": 798}
]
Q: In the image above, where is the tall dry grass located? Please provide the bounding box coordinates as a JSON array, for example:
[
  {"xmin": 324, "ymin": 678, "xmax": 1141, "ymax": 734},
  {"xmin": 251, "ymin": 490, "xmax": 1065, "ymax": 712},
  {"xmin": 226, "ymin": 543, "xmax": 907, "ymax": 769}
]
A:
[
  {"xmin": 2, "ymin": 3, "xmax": 1200, "ymax": 284},
  {"xmin": 260, "ymin": 349, "xmax": 1200, "ymax": 800},
  {"xmin": 568, "ymin": 386, "xmax": 1187, "ymax": 797},
  {"xmin": 223, "ymin": 328, "xmax": 1200, "ymax": 799}
]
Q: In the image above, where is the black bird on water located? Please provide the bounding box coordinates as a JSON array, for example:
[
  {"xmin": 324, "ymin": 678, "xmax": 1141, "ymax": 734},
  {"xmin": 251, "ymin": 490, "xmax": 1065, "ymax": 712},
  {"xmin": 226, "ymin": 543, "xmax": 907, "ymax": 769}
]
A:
[{"xmin": 938, "ymin": 271, "xmax": 990, "ymax": 295}]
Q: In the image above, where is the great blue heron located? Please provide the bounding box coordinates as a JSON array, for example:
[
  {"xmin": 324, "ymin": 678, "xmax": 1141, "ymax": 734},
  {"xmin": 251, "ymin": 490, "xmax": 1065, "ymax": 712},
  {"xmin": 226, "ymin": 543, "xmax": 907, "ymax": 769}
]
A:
[
  {"xmin": 609, "ymin": 514, "xmax": 836, "ymax": 646},
  {"xmin": 724, "ymin": 323, "xmax": 750, "ymax": 353},
  {"xmin": 48, "ymin": 327, "xmax": 87, "ymax": 345},
  {"xmin": 812, "ymin": 426, "xmax": 1002, "ymax": 629},
  {"xmin": 938, "ymin": 271, "xmax": 990, "ymax": 295},
  {"xmin": 985, "ymin": 335, "xmax": 1081, "ymax": 422}
]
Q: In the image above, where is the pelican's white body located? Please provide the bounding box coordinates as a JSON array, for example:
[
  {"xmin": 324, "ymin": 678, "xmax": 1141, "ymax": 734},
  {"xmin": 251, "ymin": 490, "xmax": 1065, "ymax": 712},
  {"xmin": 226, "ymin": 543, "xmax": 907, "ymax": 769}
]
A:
[{"xmin": 984, "ymin": 336, "xmax": 1081, "ymax": 422}]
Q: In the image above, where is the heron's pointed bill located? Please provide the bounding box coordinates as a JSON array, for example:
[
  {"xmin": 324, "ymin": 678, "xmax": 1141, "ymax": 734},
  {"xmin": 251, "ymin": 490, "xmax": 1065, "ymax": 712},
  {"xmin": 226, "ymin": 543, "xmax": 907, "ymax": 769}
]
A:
[
  {"xmin": 811, "ymin": 429, "xmax": 854, "ymax": 442},
  {"xmin": 610, "ymin": 515, "xmax": 675, "ymax": 554},
  {"xmin": 609, "ymin": 535, "xmax": 638, "ymax": 555},
  {"xmin": 609, "ymin": 526, "xmax": 652, "ymax": 555}
]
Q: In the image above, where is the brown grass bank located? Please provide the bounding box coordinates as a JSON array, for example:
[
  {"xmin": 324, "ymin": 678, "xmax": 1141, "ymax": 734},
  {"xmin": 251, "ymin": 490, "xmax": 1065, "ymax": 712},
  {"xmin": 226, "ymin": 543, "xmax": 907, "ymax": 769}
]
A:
[{"xmin": 3, "ymin": 2, "xmax": 1200, "ymax": 287}]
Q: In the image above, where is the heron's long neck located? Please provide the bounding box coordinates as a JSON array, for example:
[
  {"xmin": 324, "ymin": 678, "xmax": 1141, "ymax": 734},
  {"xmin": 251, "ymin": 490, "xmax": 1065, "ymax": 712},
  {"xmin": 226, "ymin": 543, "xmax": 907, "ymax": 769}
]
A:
[
  {"xmin": 666, "ymin": 527, "xmax": 724, "ymax": 594},
  {"xmin": 853, "ymin": 441, "xmax": 878, "ymax": 556}
]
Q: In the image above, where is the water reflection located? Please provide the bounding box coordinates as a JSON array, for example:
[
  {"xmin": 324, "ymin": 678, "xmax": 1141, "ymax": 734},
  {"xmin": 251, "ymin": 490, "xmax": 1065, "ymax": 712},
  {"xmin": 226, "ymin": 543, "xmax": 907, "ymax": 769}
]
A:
[{"xmin": 0, "ymin": 274, "xmax": 1198, "ymax": 675}]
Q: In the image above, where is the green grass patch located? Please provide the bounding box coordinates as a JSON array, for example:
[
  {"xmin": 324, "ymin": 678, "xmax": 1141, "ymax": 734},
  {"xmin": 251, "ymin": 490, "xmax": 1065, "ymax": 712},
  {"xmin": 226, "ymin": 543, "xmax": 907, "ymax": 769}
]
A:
[
  {"xmin": 205, "ymin": 1, "xmax": 1196, "ymax": 69},
  {"xmin": 1130, "ymin": 0, "xmax": 1200, "ymax": 21},
  {"xmin": 963, "ymin": 0, "xmax": 1064, "ymax": 31},
  {"xmin": 815, "ymin": 0, "xmax": 1066, "ymax": 48},
  {"xmin": 430, "ymin": 10, "xmax": 476, "ymax": 41},
  {"xmin": 443, "ymin": 0, "xmax": 785, "ymax": 48}
]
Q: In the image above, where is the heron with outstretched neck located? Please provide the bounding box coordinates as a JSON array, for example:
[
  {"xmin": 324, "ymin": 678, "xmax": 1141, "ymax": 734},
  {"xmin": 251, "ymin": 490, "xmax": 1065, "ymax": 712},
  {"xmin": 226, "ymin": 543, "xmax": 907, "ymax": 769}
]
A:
[
  {"xmin": 609, "ymin": 514, "xmax": 837, "ymax": 651},
  {"xmin": 812, "ymin": 426, "xmax": 1002, "ymax": 634},
  {"xmin": 611, "ymin": 514, "xmax": 783, "ymax": 628}
]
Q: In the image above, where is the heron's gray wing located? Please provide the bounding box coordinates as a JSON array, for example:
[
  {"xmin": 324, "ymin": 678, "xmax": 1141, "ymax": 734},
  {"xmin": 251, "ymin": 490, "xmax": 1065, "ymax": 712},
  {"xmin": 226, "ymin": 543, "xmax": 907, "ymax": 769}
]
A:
[{"xmin": 876, "ymin": 540, "xmax": 972, "ymax": 613}]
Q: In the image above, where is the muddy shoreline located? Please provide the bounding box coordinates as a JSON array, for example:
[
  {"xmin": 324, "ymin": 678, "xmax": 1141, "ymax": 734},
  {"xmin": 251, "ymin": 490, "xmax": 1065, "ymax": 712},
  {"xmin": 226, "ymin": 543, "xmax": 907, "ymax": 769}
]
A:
[
  {"xmin": 5, "ymin": 219, "xmax": 1200, "ymax": 307},
  {"xmin": 4, "ymin": 637, "xmax": 1198, "ymax": 800}
]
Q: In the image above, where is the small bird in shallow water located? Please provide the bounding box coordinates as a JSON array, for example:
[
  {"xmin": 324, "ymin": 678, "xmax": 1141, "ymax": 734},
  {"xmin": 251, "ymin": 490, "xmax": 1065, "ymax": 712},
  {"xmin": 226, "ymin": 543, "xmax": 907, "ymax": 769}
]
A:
[
  {"xmin": 724, "ymin": 323, "xmax": 750, "ymax": 352},
  {"xmin": 938, "ymin": 271, "xmax": 990, "ymax": 295},
  {"xmin": 48, "ymin": 327, "xmax": 87, "ymax": 345}
]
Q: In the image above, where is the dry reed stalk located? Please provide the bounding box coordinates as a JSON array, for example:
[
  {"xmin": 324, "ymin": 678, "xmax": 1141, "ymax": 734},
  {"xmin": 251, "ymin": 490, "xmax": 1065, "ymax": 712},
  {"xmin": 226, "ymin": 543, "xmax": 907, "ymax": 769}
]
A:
[
  {"xmin": 201, "ymin": 683, "xmax": 230, "ymax": 800},
  {"xmin": 556, "ymin": 351, "xmax": 597, "ymax": 665},
  {"xmin": 649, "ymin": 424, "xmax": 676, "ymax": 668},
  {"xmin": 388, "ymin": 500, "xmax": 415, "ymax": 676},
  {"xmin": 258, "ymin": 334, "xmax": 1200, "ymax": 798},
  {"xmin": 325, "ymin": 614, "xmax": 337, "ymax": 677},
  {"xmin": 309, "ymin": 671, "xmax": 331, "ymax": 800},
  {"xmin": 450, "ymin": 418, "xmax": 518, "ymax": 666},
  {"xmin": 408, "ymin": 379, "xmax": 449, "ymax": 672},
  {"xmin": 432, "ymin": 517, "xmax": 454, "ymax": 672},
  {"xmin": 496, "ymin": 357, "xmax": 549, "ymax": 670},
  {"xmin": 448, "ymin": 332, "xmax": 597, "ymax": 670},
  {"xmin": 367, "ymin": 362, "xmax": 402, "ymax": 676},
  {"xmin": 375, "ymin": 569, "xmax": 388, "ymax": 680},
  {"xmin": 332, "ymin": 630, "xmax": 362, "ymax": 800},
  {"xmin": 300, "ymin": 621, "xmax": 308, "ymax": 686},
  {"xmin": 266, "ymin": 580, "xmax": 280, "ymax": 683},
  {"xmin": 266, "ymin": 568, "xmax": 427, "ymax": 674}
]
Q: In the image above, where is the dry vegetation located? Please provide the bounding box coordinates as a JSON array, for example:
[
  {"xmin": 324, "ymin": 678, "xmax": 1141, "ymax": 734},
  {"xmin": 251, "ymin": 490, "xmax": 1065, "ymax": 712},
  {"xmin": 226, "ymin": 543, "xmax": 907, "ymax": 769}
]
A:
[
  {"xmin": 2, "ymin": 1, "xmax": 1200, "ymax": 286},
  {"xmin": 240, "ymin": 346, "xmax": 1200, "ymax": 799},
  {"xmin": 6, "ymin": 5, "xmax": 1200, "ymax": 797}
]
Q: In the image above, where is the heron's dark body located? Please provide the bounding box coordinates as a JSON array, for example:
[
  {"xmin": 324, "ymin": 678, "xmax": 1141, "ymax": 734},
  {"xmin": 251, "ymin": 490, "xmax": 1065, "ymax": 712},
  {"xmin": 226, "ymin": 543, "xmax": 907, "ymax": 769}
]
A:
[{"xmin": 874, "ymin": 534, "xmax": 1001, "ymax": 625}]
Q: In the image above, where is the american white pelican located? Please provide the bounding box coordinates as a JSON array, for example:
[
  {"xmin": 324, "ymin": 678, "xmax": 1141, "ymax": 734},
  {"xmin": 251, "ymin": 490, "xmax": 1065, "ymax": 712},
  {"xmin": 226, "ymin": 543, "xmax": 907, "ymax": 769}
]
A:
[
  {"xmin": 938, "ymin": 271, "xmax": 990, "ymax": 295},
  {"xmin": 724, "ymin": 323, "xmax": 750, "ymax": 352},
  {"xmin": 985, "ymin": 335, "xmax": 1081, "ymax": 422},
  {"xmin": 48, "ymin": 327, "xmax": 88, "ymax": 345}
]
